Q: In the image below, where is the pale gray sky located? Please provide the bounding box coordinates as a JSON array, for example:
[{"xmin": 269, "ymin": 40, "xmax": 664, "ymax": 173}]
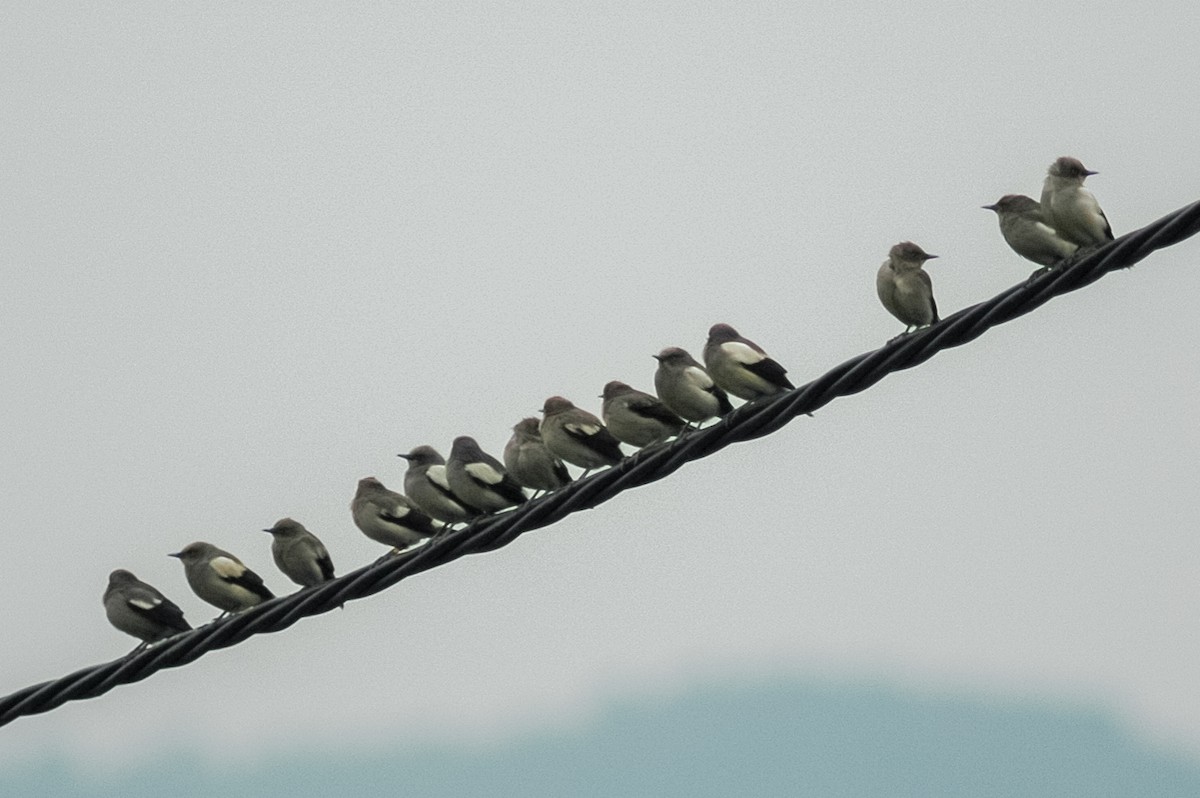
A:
[{"xmin": 2, "ymin": 1, "xmax": 1199, "ymax": 769}]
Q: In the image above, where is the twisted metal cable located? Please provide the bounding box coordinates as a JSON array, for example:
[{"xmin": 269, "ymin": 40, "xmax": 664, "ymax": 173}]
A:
[{"xmin": 4, "ymin": 199, "xmax": 1199, "ymax": 728}]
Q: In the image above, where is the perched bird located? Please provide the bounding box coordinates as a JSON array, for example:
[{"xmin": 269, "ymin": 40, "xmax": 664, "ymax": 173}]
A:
[
  {"xmin": 398, "ymin": 445, "xmax": 480, "ymax": 524},
  {"xmin": 351, "ymin": 476, "xmax": 438, "ymax": 551},
  {"xmin": 263, "ymin": 518, "xmax": 335, "ymax": 588},
  {"xmin": 170, "ymin": 541, "xmax": 274, "ymax": 617},
  {"xmin": 503, "ymin": 417, "xmax": 571, "ymax": 494},
  {"xmin": 1040, "ymin": 156, "xmax": 1114, "ymax": 247},
  {"xmin": 103, "ymin": 569, "xmax": 192, "ymax": 650},
  {"xmin": 653, "ymin": 347, "xmax": 733, "ymax": 424},
  {"xmin": 702, "ymin": 323, "xmax": 795, "ymax": 401},
  {"xmin": 876, "ymin": 241, "xmax": 940, "ymax": 335},
  {"xmin": 600, "ymin": 380, "xmax": 685, "ymax": 447},
  {"xmin": 539, "ymin": 396, "xmax": 624, "ymax": 474},
  {"xmin": 446, "ymin": 435, "xmax": 528, "ymax": 513},
  {"xmin": 983, "ymin": 194, "xmax": 1078, "ymax": 268}
]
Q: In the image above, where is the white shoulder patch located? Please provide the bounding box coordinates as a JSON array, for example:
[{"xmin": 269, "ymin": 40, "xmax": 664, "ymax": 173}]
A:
[
  {"xmin": 683, "ymin": 366, "xmax": 715, "ymax": 390},
  {"xmin": 565, "ymin": 422, "xmax": 601, "ymax": 437},
  {"xmin": 465, "ymin": 461, "xmax": 504, "ymax": 485},
  {"xmin": 426, "ymin": 464, "xmax": 451, "ymax": 490},
  {"xmin": 722, "ymin": 340, "xmax": 765, "ymax": 365},
  {"xmin": 129, "ymin": 596, "xmax": 161, "ymax": 611},
  {"xmin": 383, "ymin": 502, "xmax": 409, "ymax": 519},
  {"xmin": 209, "ymin": 556, "xmax": 246, "ymax": 579}
]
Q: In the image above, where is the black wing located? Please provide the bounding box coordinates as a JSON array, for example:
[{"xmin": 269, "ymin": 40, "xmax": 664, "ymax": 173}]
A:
[
  {"xmin": 628, "ymin": 395, "xmax": 685, "ymax": 427},
  {"xmin": 221, "ymin": 565, "xmax": 275, "ymax": 602},
  {"xmin": 127, "ymin": 586, "xmax": 192, "ymax": 633},
  {"xmin": 743, "ymin": 357, "xmax": 794, "ymax": 390}
]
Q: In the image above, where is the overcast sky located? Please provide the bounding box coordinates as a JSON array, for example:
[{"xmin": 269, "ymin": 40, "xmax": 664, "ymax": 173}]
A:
[{"xmin": 2, "ymin": 1, "xmax": 1199, "ymax": 770}]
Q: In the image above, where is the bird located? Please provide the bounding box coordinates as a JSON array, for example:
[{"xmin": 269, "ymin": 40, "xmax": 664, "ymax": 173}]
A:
[
  {"xmin": 103, "ymin": 569, "xmax": 192, "ymax": 651},
  {"xmin": 983, "ymin": 194, "xmax": 1078, "ymax": 270},
  {"xmin": 600, "ymin": 380, "xmax": 685, "ymax": 447},
  {"xmin": 702, "ymin": 323, "xmax": 795, "ymax": 401},
  {"xmin": 1040, "ymin": 156, "xmax": 1114, "ymax": 248},
  {"xmin": 169, "ymin": 541, "xmax": 274, "ymax": 618},
  {"xmin": 446, "ymin": 435, "xmax": 529, "ymax": 513},
  {"xmin": 263, "ymin": 518, "xmax": 335, "ymax": 588},
  {"xmin": 351, "ymin": 476, "xmax": 439, "ymax": 552},
  {"xmin": 876, "ymin": 241, "xmax": 939, "ymax": 336},
  {"xmin": 539, "ymin": 396, "xmax": 624, "ymax": 475},
  {"xmin": 652, "ymin": 347, "xmax": 733, "ymax": 425},
  {"xmin": 398, "ymin": 445, "xmax": 481, "ymax": 525},
  {"xmin": 503, "ymin": 417, "xmax": 571, "ymax": 495}
]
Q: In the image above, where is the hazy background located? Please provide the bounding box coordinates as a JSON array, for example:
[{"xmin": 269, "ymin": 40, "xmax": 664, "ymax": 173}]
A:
[{"xmin": 2, "ymin": 2, "xmax": 1199, "ymax": 792}]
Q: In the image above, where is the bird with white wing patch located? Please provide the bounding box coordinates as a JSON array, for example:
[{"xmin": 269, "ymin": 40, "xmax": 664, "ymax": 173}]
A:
[
  {"xmin": 539, "ymin": 396, "xmax": 624, "ymax": 477},
  {"xmin": 103, "ymin": 569, "xmax": 192, "ymax": 651},
  {"xmin": 169, "ymin": 541, "xmax": 275, "ymax": 619},
  {"xmin": 446, "ymin": 435, "xmax": 528, "ymax": 514},
  {"xmin": 351, "ymin": 476, "xmax": 439, "ymax": 553},
  {"xmin": 702, "ymin": 323, "xmax": 795, "ymax": 402},
  {"xmin": 398, "ymin": 445, "xmax": 481, "ymax": 525}
]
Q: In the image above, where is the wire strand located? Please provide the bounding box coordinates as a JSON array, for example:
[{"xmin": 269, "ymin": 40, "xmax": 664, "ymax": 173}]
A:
[{"xmin": 4, "ymin": 198, "xmax": 1199, "ymax": 728}]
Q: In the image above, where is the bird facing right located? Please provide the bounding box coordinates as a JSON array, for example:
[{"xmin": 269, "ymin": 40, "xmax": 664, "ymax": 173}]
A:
[
  {"xmin": 103, "ymin": 569, "xmax": 192, "ymax": 649},
  {"xmin": 702, "ymin": 323, "xmax": 794, "ymax": 401},
  {"xmin": 876, "ymin": 241, "xmax": 939, "ymax": 335},
  {"xmin": 983, "ymin": 194, "xmax": 1078, "ymax": 268},
  {"xmin": 1040, "ymin": 156, "xmax": 1114, "ymax": 247}
]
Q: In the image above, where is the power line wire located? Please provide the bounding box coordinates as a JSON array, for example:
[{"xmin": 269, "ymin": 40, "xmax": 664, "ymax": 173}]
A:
[{"xmin": 3, "ymin": 198, "xmax": 1199, "ymax": 728}]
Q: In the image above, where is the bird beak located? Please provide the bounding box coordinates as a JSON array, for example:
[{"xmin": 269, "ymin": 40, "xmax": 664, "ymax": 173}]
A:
[
  {"xmin": 1085, "ymin": 169, "xmax": 1099, "ymax": 176},
  {"xmin": 981, "ymin": 204, "xmax": 997, "ymax": 211},
  {"xmin": 261, "ymin": 528, "xmax": 273, "ymax": 533},
  {"xmin": 925, "ymin": 254, "xmax": 939, "ymax": 260},
  {"xmin": 168, "ymin": 552, "xmax": 182, "ymax": 559},
  {"xmin": 397, "ymin": 453, "xmax": 412, "ymax": 461}
]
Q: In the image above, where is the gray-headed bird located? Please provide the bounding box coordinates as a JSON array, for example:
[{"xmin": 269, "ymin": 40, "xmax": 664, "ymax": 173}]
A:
[
  {"xmin": 170, "ymin": 541, "xmax": 274, "ymax": 618},
  {"xmin": 600, "ymin": 380, "xmax": 685, "ymax": 447},
  {"xmin": 447, "ymin": 435, "xmax": 528, "ymax": 513},
  {"xmin": 703, "ymin": 323, "xmax": 794, "ymax": 401},
  {"xmin": 398, "ymin": 445, "xmax": 481, "ymax": 525},
  {"xmin": 503, "ymin": 418, "xmax": 571, "ymax": 495},
  {"xmin": 263, "ymin": 518, "xmax": 335, "ymax": 588},
  {"xmin": 983, "ymin": 194, "xmax": 1078, "ymax": 269},
  {"xmin": 539, "ymin": 396, "xmax": 624, "ymax": 475},
  {"xmin": 103, "ymin": 569, "xmax": 192, "ymax": 651},
  {"xmin": 1040, "ymin": 156, "xmax": 1114, "ymax": 247},
  {"xmin": 653, "ymin": 347, "xmax": 733, "ymax": 425},
  {"xmin": 352, "ymin": 476, "xmax": 438, "ymax": 552},
  {"xmin": 876, "ymin": 241, "xmax": 939, "ymax": 336}
]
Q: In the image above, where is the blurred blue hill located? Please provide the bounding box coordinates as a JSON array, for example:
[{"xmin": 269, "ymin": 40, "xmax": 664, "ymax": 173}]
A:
[{"xmin": 7, "ymin": 676, "xmax": 1200, "ymax": 797}]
